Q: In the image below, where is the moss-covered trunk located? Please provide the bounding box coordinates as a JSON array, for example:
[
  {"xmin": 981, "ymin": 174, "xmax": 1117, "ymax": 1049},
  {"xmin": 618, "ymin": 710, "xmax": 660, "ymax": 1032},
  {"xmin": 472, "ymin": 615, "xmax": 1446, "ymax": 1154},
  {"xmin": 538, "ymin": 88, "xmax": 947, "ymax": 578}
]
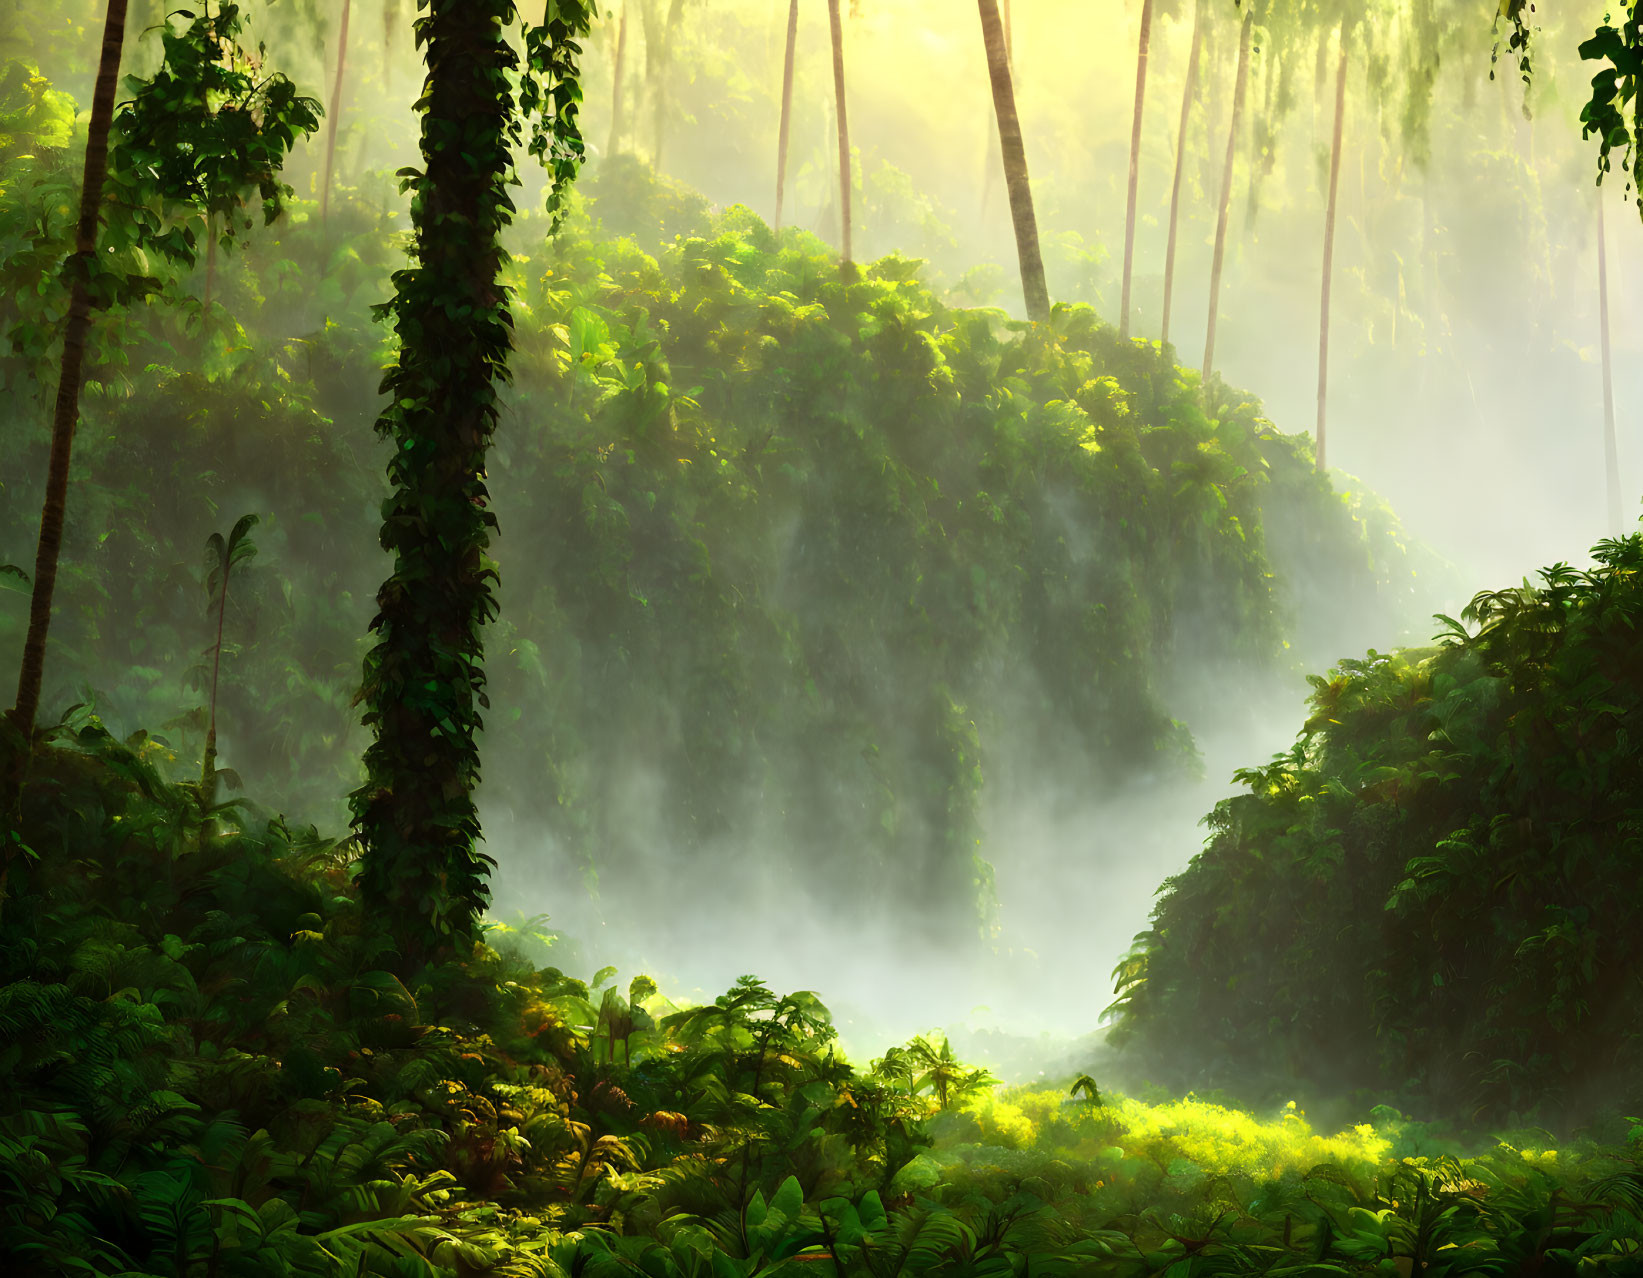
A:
[{"xmin": 352, "ymin": 0, "xmax": 519, "ymax": 967}]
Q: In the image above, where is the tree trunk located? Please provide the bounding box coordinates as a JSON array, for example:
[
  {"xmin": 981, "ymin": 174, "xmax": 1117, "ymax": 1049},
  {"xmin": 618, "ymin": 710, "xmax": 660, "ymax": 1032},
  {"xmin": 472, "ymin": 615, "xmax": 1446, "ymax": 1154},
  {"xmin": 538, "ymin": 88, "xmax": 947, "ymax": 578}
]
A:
[
  {"xmin": 1160, "ymin": 0, "xmax": 1203, "ymax": 348},
  {"xmin": 321, "ymin": 0, "xmax": 352, "ymax": 222},
  {"xmin": 608, "ymin": 2, "xmax": 629, "ymax": 155},
  {"xmin": 827, "ymin": 0, "xmax": 853, "ymax": 274},
  {"xmin": 201, "ymin": 553, "xmax": 230, "ymax": 804},
  {"xmin": 1201, "ymin": 7, "xmax": 1251, "ymax": 396},
  {"xmin": 204, "ymin": 212, "xmax": 216, "ymax": 307},
  {"xmin": 1120, "ymin": 0, "xmax": 1153, "ymax": 340},
  {"xmin": 1600, "ymin": 196, "xmax": 1623, "ymax": 534},
  {"xmin": 652, "ymin": 0, "xmax": 685, "ymax": 167},
  {"xmin": 383, "ymin": 0, "xmax": 397, "ymax": 92},
  {"xmin": 978, "ymin": 0, "xmax": 1012, "ymax": 225},
  {"xmin": 1316, "ymin": 25, "xmax": 1346, "ymax": 471},
  {"xmin": 352, "ymin": 0, "xmax": 524, "ymax": 967},
  {"xmin": 774, "ymin": 0, "xmax": 798, "ymax": 235},
  {"xmin": 6, "ymin": 0, "xmax": 129, "ymax": 785},
  {"xmin": 978, "ymin": 0, "xmax": 1048, "ymax": 322},
  {"xmin": 1312, "ymin": 26, "xmax": 1327, "ymax": 145}
]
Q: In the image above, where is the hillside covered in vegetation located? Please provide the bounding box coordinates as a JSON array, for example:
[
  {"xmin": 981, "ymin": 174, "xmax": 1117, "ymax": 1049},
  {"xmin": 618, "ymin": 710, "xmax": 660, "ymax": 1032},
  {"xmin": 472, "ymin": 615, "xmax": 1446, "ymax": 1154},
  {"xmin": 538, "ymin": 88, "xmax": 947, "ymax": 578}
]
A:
[
  {"xmin": 2, "ymin": 107, "xmax": 1437, "ymax": 948},
  {"xmin": 1108, "ymin": 533, "xmax": 1643, "ymax": 1126}
]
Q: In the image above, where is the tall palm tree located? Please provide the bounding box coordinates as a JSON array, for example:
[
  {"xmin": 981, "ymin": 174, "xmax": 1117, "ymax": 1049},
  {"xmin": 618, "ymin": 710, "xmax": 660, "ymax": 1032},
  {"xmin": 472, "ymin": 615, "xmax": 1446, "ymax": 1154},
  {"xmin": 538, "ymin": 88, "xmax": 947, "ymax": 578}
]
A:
[
  {"xmin": 1120, "ymin": 0, "xmax": 1154, "ymax": 340},
  {"xmin": 608, "ymin": 0, "xmax": 630, "ymax": 154},
  {"xmin": 321, "ymin": 0, "xmax": 352, "ymax": 222},
  {"xmin": 978, "ymin": 0, "xmax": 1048, "ymax": 321},
  {"xmin": 1599, "ymin": 195, "xmax": 1623, "ymax": 533},
  {"xmin": 5, "ymin": 0, "xmax": 129, "ymax": 815},
  {"xmin": 1160, "ymin": 0, "xmax": 1204, "ymax": 348},
  {"xmin": 978, "ymin": 0, "xmax": 1013, "ymax": 225},
  {"xmin": 1315, "ymin": 19, "xmax": 1346, "ymax": 470},
  {"xmin": 827, "ymin": 0, "xmax": 853, "ymax": 273},
  {"xmin": 645, "ymin": 0, "xmax": 686, "ymax": 167},
  {"xmin": 384, "ymin": 0, "xmax": 400, "ymax": 91},
  {"xmin": 774, "ymin": 0, "xmax": 799, "ymax": 235},
  {"xmin": 1201, "ymin": 6, "xmax": 1252, "ymax": 395}
]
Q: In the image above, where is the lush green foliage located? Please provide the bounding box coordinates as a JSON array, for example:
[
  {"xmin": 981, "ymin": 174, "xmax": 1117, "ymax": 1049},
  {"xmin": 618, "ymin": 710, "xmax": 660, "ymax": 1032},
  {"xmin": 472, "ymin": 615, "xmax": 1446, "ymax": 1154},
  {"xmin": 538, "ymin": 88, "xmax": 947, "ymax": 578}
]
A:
[
  {"xmin": 108, "ymin": 4, "xmax": 322, "ymax": 262},
  {"xmin": 3, "ymin": 128, "xmax": 1444, "ymax": 945},
  {"xmin": 1110, "ymin": 533, "xmax": 1643, "ymax": 1124},
  {"xmin": 5, "ymin": 731, "xmax": 1642, "ymax": 1275}
]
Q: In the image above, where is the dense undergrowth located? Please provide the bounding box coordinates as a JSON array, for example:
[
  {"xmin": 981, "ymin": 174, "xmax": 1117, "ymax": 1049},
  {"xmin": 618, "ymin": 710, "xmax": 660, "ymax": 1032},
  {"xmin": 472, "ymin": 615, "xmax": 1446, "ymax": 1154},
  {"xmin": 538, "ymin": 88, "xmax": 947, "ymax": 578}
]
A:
[
  {"xmin": 6, "ymin": 728, "xmax": 1643, "ymax": 1275},
  {"xmin": 8, "ymin": 48, "xmax": 1643, "ymax": 1277},
  {"xmin": 1110, "ymin": 531, "xmax": 1643, "ymax": 1127},
  {"xmin": 2, "ymin": 57, "xmax": 1444, "ymax": 941}
]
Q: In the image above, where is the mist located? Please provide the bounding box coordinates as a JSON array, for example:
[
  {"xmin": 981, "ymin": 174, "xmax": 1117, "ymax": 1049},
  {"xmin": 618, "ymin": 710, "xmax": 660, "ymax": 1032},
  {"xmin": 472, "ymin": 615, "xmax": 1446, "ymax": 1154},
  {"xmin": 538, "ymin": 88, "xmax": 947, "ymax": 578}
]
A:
[{"xmin": 4, "ymin": 0, "xmax": 1635, "ymax": 1083}]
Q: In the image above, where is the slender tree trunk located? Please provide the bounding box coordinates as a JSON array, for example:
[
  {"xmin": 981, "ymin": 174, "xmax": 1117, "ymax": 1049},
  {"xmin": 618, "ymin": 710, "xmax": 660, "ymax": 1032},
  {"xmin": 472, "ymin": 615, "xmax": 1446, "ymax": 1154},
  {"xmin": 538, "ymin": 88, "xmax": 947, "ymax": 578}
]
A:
[
  {"xmin": 1312, "ymin": 26, "xmax": 1327, "ymax": 145},
  {"xmin": 1599, "ymin": 196, "xmax": 1623, "ymax": 533},
  {"xmin": 1418, "ymin": 176, "xmax": 1438, "ymax": 397},
  {"xmin": 774, "ymin": 0, "xmax": 798, "ymax": 235},
  {"xmin": 204, "ymin": 212, "xmax": 216, "ymax": 307},
  {"xmin": 321, "ymin": 0, "xmax": 352, "ymax": 222},
  {"xmin": 978, "ymin": 0, "xmax": 1012, "ymax": 225},
  {"xmin": 978, "ymin": 0, "xmax": 1048, "ymax": 322},
  {"xmin": 201, "ymin": 558, "xmax": 230, "ymax": 802},
  {"xmin": 1248, "ymin": 45, "xmax": 1278, "ymax": 223},
  {"xmin": 653, "ymin": 0, "xmax": 684, "ymax": 167},
  {"xmin": 1316, "ymin": 25, "xmax": 1346, "ymax": 471},
  {"xmin": 6, "ymin": 0, "xmax": 129, "ymax": 784},
  {"xmin": 1160, "ymin": 0, "xmax": 1203, "ymax": 348},
  {"xmin": 1120, "ymin": 0, "xmax": 1153, "ymax": 339},
  {"xmin": 608, "ymin": 2, "xmax": 629, "ymax": 155},
  {"xmin": 827, "ymin": 0, "xmax": 853, "ymax": 274},
  {"xmin": 1201, "ymin": 7, "xmax": 1251, "ymax": 395},
  {"xmin": 384, "ymin": 0, "xmax": 396, "ymax": 92}
]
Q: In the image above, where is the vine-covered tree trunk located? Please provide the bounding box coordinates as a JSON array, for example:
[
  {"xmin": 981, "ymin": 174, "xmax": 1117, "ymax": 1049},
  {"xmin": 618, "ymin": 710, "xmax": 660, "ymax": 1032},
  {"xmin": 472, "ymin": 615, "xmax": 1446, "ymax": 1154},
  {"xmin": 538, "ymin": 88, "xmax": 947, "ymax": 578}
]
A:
[
  {"xmin": 1599, "ymin": 196, "xmax": 1623, "ymax": 533},
  {"xmin": 774, "ymin": 0, "xmax": 798, "ymax": 235},
  {"xmin": 1316, "ymin": 24, "xmax": 1345, "ymax": 471},
  {"xmin": 978, "ymin": 0, "xmax": 1048, "ymax": 322},
  {"xmin": 5, "ymin": 0, "xmax": 129, "ymax": 812},
  {"xmin": 608, "ymin": 1, "xmax": 629, "ymax": 154},
  {"xmin": 1120, "ymin": 0, "xmax": 1153, "ymax": 340},
  {"xmin": 1201, "ymin": 6, "xmax": 1251, "ymax": 394},
  {"xmin": 827, "ymin": 0, "xmax": 852, "ymax": 274},
  {"xmin": 321, "ymin": 0, "xmax": 352, "ymax": 221},
  {"xmin": 1160, "ymin": 0, "xmax": 1203, "ymax": 348},
  {"xmin": 352, "ymin": 0, "xmax": 521, "ymax": 966}
]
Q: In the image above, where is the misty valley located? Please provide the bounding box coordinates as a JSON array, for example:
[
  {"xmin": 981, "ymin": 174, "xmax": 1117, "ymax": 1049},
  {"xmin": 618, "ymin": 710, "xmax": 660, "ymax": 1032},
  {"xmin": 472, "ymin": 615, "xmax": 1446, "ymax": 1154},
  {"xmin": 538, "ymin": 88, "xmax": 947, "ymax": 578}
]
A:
[{"xmin": 2, "ymin": 0, "xmax": 1642, "ymax": 1274}]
